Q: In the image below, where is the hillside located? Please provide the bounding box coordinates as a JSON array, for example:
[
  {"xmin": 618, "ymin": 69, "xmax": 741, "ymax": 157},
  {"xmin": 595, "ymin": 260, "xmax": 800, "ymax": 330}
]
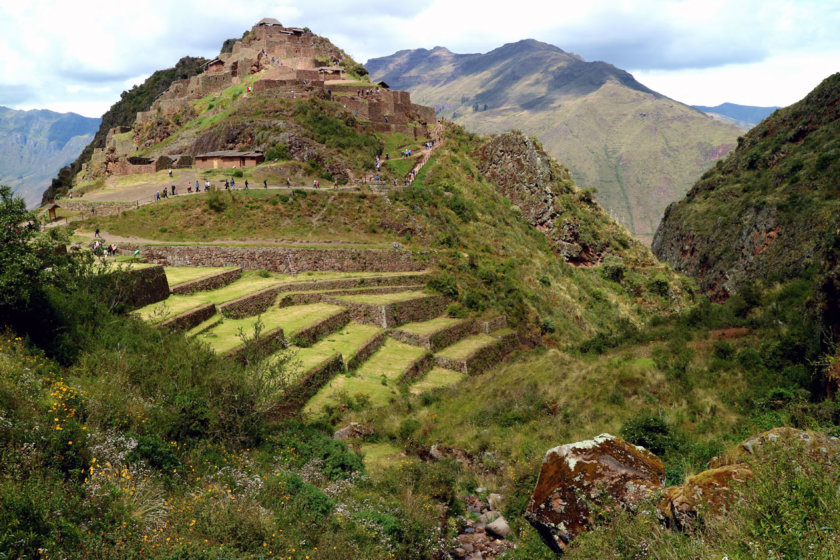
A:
[
  {"xmin": 0, "ymin": 107, "xmax": 98, "ymax": 206},
  {"xmin": 41, "ymin": 56, "xmax": 209, "ymax": 205},
  {"xmin": 653, "ymin": 73, "xmax": 840, "ymax": 332},
  {"xmin": 693, "ymin": 102, "xmax": 780, "ymax": 129},
  {"xmin": 5, "ymin": 22, "xmax": 840, "ymax": 560},
  {"xmin": 367, "ymin": 40, "xmax": 744, "ymax": 245}
]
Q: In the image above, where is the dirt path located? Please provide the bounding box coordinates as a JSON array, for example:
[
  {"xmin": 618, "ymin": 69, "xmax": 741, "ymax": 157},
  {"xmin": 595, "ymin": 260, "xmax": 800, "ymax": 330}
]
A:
[{"xmin": 73, "ymin": 229, "xmax": 390, "ymax": 248}]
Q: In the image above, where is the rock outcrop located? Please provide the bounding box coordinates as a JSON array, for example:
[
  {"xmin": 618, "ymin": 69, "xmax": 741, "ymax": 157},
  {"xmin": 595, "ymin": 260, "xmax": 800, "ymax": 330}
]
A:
[
  {"xmin": 475, "ymin": 132, "xmax": 643, "ymax": 265},
  {"xmin": 525, "ymin": 433, "xmax": 665, "ymax": 553},
  {"xmin": 657, "ymin": 464, "xmax": 753, "ymax": 530}
]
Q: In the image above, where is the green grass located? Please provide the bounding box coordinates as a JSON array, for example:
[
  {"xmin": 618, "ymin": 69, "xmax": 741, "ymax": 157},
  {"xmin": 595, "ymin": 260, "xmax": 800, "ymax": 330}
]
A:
[
  {"xmin": 85, "ymin": 189, "xmax": 407, "ymax": 244},
  {"xmin": 435, "ymin": 333, "xmax": 499, "ymax": 360},
  {"xmin": 360, "ymin": 442, "xmax": 414, "ymax": 474},
  {"xmin": 409, "ymin": 367, "xmax": 465, "ymax": 394},
  {"xmin": 285, "ymin": 322, "xmax": 383, "ymax": 371},
  {"xmin": 137, "ymin": 272, "xmax": 285, "ymax": 322},
  {"xmin": 197, "ymin": 303, "xmax": 346, "ymax": 355},
  {"xmin": 138, "ymin": 270, "xmax": 417, "ymax": 323},
  {"xmin": 334, "ymin": 290, "xmax": 430, "ymax": 305},
  {"xmin": 397, "ymin": 317, "xmax": 465, "ymax": 336},
  {"xmin": 165, "ymin": 266, "xmax": 238, "ymax": 287},
  {"xmin": 304, "ymin": 339, "xmax": 428, "ymax": 414}
]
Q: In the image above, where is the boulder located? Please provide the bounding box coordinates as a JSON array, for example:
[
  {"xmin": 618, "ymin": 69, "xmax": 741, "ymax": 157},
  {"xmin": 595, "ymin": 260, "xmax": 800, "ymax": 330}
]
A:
[
  {"xmin": 525, "ymin": 433, "xmax": 665, "ymax": 553},
  {"xmin": 332, "ymin": 422, "xmax": 373, "ymax": 440},
  {"xmin": 486, "ymin": 516, "xmax": 512, "ymax": 539},
  {"xmin": 709, "ymin": 427, "xmax": 840, "ymax": 468},
  {"xmin": 657, "ymin": 464, "xmax": 753, "ymax": 530}
]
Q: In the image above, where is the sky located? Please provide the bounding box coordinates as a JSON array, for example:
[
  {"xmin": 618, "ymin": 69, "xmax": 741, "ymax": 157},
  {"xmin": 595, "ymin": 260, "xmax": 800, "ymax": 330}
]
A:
[{"xmin": 0, "ymin": 0, "xmax": 838, "ymax": 118}]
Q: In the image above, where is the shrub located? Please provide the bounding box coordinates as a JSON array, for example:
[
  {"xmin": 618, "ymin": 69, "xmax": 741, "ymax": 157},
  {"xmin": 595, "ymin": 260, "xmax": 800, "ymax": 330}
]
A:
[
  {"xmin": 427, "ymin": 274, "xmax": 458, "ymax": 298},
  {"xmin": 127, "ymin": 433, "xmax": 181, "ymax": 473},
  {"xmin": 600, "ymin": 255, "xmax": 626, "ymax": 282},
  {"xmin": 620, "ymin": 414, "xmax": 676, "ymax": 456}
]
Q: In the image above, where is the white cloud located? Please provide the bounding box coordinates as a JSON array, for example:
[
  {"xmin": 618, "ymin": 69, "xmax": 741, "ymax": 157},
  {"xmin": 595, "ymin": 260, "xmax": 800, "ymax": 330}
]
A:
[{"xmin": 0, "ymin": 0, "xmax": 838, "ymax": 116}]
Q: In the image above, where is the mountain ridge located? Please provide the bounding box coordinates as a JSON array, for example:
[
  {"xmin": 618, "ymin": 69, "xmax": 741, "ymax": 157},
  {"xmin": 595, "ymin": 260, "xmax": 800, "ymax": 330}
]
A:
[
  {"xmin": 367, "ymin": 40, "xmax": 743, "ymax": 244},
  {"xmin": 0, "ymin": 106, "xmax": 99, "ymax": 206}
]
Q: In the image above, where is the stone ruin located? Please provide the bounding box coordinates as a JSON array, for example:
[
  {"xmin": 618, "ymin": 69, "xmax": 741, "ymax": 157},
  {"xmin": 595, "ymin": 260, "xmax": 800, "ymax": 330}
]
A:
[{"xmin": 87, "ymin": 20, "xmax": 436, "ymax": 180}]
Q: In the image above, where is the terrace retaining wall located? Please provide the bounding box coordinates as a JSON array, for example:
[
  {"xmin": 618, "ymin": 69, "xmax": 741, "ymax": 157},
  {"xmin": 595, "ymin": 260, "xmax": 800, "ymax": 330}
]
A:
[
  {"xmin": 157, "ymin": 303, "xmax": 217, "ymax": 332},
  {"xmin": 273, "ymin": 354, "xmax": 345, "ymax": 417},
  {"xmin": 139, "ymin": 245, "xmax": 427, "ymax": 273},
  {"xmin": 290, "ymin": 310, "xmax": 351, "ymax": 347},
  {"xmin": 400, "ymin": 352, "xmax": 435, "ymax": 383},
  {"xmin": 170, "ymin": 267, "xmax": 243, "ymax": 295},
  {"xmin": 346, "ymin": 331, "xmax": 387, "ymax": 371},
  {"xmin": 218, "ymin": 286, "xmax": 283, "ymax": 318}
]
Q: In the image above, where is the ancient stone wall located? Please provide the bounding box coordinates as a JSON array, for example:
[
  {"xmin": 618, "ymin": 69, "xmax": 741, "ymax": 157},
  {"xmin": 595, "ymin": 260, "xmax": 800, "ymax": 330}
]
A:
[
  {"xmin": 170, "ymin": 267, "xmax": 243, "ymax": 295},
  {"xmin": 92, "ymin": 265, "xmax": 170, "ymax": 310},
  {"xmin": 400, "ymin": 352, "xmax": 434, "ymax": 383},
  {"xmin": 346, "ymin": 331, "xmax": 387, "ymax": 371},
  {"xmin": 275, "ymin": 354, "xmax": 343, "ymax": 417},
  {"xmin": 383, "ymin": 295, "xmax": 447, "ymax": 327},
  {"xmin": 139, "ymin": 245, "xmax": 427, "ymax": 273},
  {"xmin": 290, "ymin": 310, "xmax": 350, "ymax": 347},
  {"xmin": 226, "ymin": 325, "xmax": 285, "ymax": 362},
  {"xmin": 157, "ymin": 303, "xmax": 217, "ymax": 332},
  {"xmin": 218, "ymin": 285, "xmax": 283, "ymax": 318}
]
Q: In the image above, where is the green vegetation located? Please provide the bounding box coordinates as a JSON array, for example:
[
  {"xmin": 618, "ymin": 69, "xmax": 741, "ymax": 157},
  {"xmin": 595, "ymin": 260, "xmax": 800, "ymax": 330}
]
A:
[
  {"xmin": 197, "ymin": 303, "xmax": 345, "ymax": 354},
  {"xmin": 334, "ymin": 290, "xmax": 429, "ymax": 305},
  {"xmin": 83, "ymin": 189, "xmax": 403, "ymax": 244},
  {"xmin": 305, "ymin": 339, "xmax": 429, "ymax": 415},
  {"xmin": 398, "ymin": 317, "xmax": 464, "ymax": 336},
  {"xmin": 290, "ymin": 322, "xmax": 383, "ymax": 370}
]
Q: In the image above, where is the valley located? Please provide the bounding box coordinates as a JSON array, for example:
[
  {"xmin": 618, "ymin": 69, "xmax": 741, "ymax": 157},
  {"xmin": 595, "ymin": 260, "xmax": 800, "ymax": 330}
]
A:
[{"xmin": 1, "ymin": 17, "xmax": 839, "ymax": 560}]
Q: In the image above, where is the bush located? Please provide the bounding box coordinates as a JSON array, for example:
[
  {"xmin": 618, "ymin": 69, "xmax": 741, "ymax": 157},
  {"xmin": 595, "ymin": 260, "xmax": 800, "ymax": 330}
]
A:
[
  {"xmin": 600, "ymin": 255, "xmax": 626, "ymax": 282},
  {"xmin": 427, "ymin": 274, "xmax": 458, "ymax": 298},
  {"xmin": 127, "ymin": 433, "xmax": 181, "ymax": 473},
  {"xmin": 620, "ymin": 414, "xmax": 676, "ymax": 456}
]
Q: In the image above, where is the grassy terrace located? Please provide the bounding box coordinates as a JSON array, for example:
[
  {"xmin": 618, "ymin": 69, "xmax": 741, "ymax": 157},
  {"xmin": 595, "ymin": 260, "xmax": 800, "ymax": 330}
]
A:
[
  {"xmin": 305, "ymin": 338, "xmax": 428, "ymax": 414},
  {"xmin": 165, "ymin": 266, "xmax": 238, "ymax": 287},
  {"xmin": 196, "ymin": 303, "xmax": 345, "ymax": 355},
  {"xmin": 286, "ymin": 322, "xmax": 383, "ymax": 372},
  {"xmin": 397, "ymin": 317, "xmax": 465, "ymax": 336},
  {"xmin": 138, "ymin": 272, "xmax": 284, "ymax": 322},
  {"xmin": 138, "ymin": 270, "xmax": 420, "ymax": 322},
  {"xmin": 409, "ymin": 367, "xmax": 465, "ymax": 394},
  {"xmin": 435, "ymin": 333, "xmax": 501, "ymax": 360},
  {"xmin": 333, "ymin": 290, "xmax": 430, "ymax": 305}
]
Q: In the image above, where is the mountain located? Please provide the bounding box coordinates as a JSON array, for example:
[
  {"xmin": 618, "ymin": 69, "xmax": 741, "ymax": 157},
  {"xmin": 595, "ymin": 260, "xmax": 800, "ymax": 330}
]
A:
[
  {"xmin": 654, "ymin": 73, "xmax": 840, "ymax": 335},
  {"xmin": 367, "ymin": 40, "xmax": 744, "ymax": 245},
  {"xmin": 693, "ymin": 102, "xmax": 780, "ymax": 129},
  {"xmin": 4, "ymin": 21, "xmax": 840, "ymax": 560},
  {"xmin": 0, "ymin": 107, "xmax": 99, "ymax": 206}
]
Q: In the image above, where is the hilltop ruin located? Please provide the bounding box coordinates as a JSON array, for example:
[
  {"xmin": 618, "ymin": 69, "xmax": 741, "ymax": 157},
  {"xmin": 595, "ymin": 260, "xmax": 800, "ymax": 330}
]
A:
[{"xmin": 86, "ymin": 20, "xmax": 436, "ymax": 179}]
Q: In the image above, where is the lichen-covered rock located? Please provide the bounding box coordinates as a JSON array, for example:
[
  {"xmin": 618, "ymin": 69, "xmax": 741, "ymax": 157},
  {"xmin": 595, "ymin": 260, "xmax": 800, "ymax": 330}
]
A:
[
  {"xmin": 709, "ymin": 427, "xmax": 840, "ymax": 468},
  {"xmin": 525, "ymin": 433, "xmax": 665, "ymax": 553},
  {"xmin": 658, "ymin": 464, "xmax": 753, "ymax": 530}
]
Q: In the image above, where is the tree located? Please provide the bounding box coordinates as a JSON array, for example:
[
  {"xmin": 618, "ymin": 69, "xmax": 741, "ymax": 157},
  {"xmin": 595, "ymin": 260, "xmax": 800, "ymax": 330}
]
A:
[{"xmin": 0, "ymin": 186, "xmax": 71, "ymax": 313}]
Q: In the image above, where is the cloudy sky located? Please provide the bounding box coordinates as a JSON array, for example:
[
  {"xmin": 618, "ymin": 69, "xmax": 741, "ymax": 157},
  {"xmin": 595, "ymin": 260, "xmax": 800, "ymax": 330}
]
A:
[{"xmin": 1, "ymin": 0, "xmax": 838, "ymax": 118}]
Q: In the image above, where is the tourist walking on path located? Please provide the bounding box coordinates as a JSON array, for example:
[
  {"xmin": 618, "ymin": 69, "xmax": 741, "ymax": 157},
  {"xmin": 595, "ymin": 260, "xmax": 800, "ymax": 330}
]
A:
[
  {"xmin": 245, "ymin": 180, "xmax": 249, "ymax": 190},
  {"xmin": 264, "ymin": 179, "xmax": 268, "ymax": 189},
  {"xmin": 94, "ymin": 227, "xmax": 101, "ymax": 238}
]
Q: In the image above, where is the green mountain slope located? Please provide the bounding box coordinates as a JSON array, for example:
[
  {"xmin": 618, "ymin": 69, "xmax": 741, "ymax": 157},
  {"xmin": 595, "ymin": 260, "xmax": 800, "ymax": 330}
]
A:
[
  {"xmin": 653, "ymin": 72, "xmax": 840, "ymax": 337},
  {"xmin": 367, "ymin": 40, "xmax": 744, "ymax": 245},
  {"xmin": 0, "ymin": 107, "xmax": 99, "ymax": 206}
]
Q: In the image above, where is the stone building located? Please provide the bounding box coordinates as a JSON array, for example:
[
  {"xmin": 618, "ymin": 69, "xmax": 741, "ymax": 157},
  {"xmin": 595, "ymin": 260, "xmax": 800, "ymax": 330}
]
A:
[{"xmin": 195, "ymin": 151, "xmax": 265, "ymax": 169}]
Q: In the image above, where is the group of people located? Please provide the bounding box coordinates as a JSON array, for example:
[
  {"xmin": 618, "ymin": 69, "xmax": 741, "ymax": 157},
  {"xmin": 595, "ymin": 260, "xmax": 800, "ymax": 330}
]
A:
[{"xmin": 92, "ymin": 239, "xmax": 118, "ymax": 257}]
